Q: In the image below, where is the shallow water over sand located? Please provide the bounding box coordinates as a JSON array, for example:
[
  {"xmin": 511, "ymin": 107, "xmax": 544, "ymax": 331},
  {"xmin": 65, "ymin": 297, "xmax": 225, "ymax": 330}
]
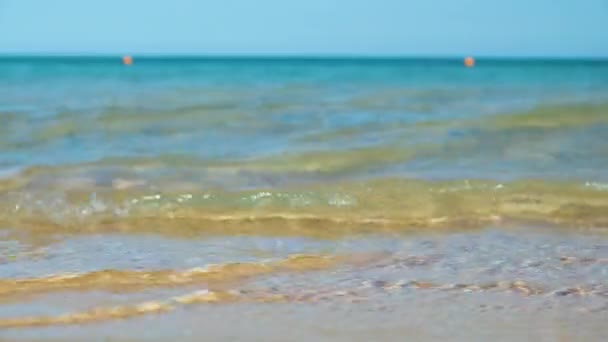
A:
[
  {"xmin": 0, "ymin": 228, "xmax": 607, "ymax": 340},
  {"xmin": 1, "ymin": 58, "xmax": 608, "ymax": 340}
]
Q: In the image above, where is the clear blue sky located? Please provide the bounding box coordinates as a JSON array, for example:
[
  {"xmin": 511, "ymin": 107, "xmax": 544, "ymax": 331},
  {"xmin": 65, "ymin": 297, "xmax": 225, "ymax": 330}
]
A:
[{"xmin": 0, "ymin": 0, "xmax": 607, "ymax": 57}]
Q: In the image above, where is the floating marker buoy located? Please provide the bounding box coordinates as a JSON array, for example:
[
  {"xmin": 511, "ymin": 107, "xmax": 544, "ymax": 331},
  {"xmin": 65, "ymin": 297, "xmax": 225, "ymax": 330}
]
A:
[
  {"xmin": 122, "ymin": 55, "xmax": 133, "ymax": 66},
  {"xmin": 464, "ymin": 56, "xmax": 475, "ymax": 68}
]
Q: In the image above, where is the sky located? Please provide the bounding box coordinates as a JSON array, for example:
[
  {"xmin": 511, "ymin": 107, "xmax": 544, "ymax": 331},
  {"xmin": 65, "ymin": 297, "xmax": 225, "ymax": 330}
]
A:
[{"xmin": 0, "ymin": 0, "xmax": 607, "ymax": 57}]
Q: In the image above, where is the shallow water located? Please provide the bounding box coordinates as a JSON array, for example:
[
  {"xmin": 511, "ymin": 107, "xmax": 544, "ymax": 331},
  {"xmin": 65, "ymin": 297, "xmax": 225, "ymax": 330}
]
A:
[
  {"xmin": 0, "ymin": 228, "xmax": 607, "ymax": 340},
  {"xmin": 1, "ymin": 57, "xmax": 608, "ymax": 340}
]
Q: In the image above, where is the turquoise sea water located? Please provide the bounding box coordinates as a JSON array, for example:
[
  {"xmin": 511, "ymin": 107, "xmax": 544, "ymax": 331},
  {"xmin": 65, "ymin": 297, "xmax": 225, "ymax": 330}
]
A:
[
  {"xmin": 1, "ymin": 58, "xmax": 608, "ymax": 340},
  {"xmin": 2, "ymin": 58, "xmax": 608, "ymax": 178}
]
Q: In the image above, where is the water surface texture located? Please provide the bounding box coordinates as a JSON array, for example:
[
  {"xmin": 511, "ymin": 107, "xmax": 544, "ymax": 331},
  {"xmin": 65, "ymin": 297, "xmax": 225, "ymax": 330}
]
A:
[{"xmin": 1, "ymin": 58, "xmax": 608, "ymax": 341}]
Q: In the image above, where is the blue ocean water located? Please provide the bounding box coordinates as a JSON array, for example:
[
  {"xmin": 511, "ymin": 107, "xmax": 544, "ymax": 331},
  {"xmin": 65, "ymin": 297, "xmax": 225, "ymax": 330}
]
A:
[{"xmin": 1, "ymin": 57, "xmax": 608, "ymax": 181}]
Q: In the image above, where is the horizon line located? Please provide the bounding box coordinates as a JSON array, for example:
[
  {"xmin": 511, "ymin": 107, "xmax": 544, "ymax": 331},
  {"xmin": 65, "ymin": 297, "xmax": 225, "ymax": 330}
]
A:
[{"xmin": 0, "ymin": 52, "xmax": 607, "ymax": 61}]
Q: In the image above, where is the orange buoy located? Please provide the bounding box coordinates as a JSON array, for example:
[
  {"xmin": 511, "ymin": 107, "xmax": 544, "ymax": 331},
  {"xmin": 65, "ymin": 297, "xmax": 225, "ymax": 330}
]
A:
[
  {"xmin": 464, "ymin": 56, "xmax": 475, "ymax": 68},
  {"xmin": 122, "ymin": 55, "xmax": 133, "ymax": 66}
]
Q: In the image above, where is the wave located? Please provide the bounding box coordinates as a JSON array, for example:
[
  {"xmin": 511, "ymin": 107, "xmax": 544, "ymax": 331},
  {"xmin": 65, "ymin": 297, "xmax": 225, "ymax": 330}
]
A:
[
  {"xmin": 1, "ymin": 176, "xmax": 608, "ymax": 239},
  {"xmin": 1, "ymin": 103, "xmax": 608, "ymax": 238}
]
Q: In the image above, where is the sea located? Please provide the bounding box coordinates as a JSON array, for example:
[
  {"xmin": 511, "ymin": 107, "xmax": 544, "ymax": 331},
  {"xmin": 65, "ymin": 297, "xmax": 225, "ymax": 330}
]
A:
[{"xmin": 1, "ymin": 57, "xmax": 607, "ymax": 341}]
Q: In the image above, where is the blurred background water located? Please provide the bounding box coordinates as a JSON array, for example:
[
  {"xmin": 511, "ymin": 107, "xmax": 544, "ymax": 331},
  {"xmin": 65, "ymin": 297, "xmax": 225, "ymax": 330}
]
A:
[{"xmin": 1, "ymin": 58, "xmax": 608, "ymax": 179}]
